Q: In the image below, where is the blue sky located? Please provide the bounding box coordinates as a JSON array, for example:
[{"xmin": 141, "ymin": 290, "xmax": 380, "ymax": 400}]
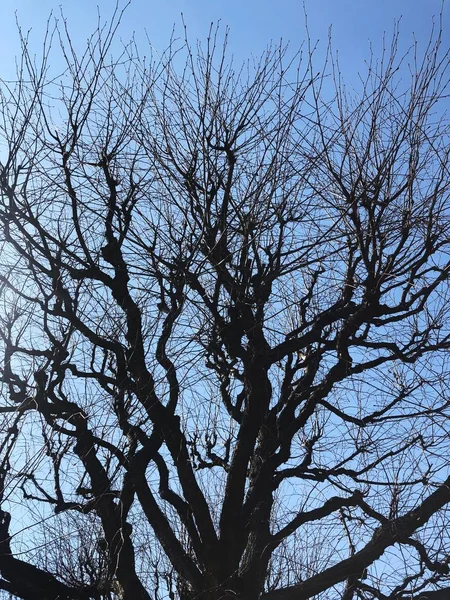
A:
[
  {"xmin": 0, "ymin": 0, "xmax": 448, "ymax": 84},
  {"xmin": 0, "ymin": 0, "xmax": 449, "ymax": 587}
]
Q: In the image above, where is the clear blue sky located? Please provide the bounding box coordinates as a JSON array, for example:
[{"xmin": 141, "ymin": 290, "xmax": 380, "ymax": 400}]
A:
[
  {"xmin": 0, "ymin": 0, "xmax": 448, "ymax": 83},
  {"xmin": 0, "ymin": 0, "xmax": 448, "ymax": 584}
]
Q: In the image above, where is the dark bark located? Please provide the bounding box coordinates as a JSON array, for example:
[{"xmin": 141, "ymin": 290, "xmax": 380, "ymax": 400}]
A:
[{"xmin": 0, "ymin": 10, "xmax": 449, "ymax": 600}]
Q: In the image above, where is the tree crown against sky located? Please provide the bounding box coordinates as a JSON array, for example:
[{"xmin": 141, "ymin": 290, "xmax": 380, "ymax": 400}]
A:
[
  {"xmin": 1, "ymin": 0, "xmax": 448, "ymax": 76},
  {"xmin": 0, "ymin": 4, "xmax": 450, "ymax": 600}
]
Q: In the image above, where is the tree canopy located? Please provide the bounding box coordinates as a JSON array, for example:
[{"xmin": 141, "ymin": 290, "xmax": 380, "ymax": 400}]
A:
[{"xmin": 0, "ymin": 7, "xmax": 450, "ymax": 600}]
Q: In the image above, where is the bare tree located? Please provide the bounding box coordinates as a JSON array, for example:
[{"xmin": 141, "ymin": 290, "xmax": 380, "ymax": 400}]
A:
[{"xmin": 0, "ymin": 6, "xmax": 450, "ymax": 600}]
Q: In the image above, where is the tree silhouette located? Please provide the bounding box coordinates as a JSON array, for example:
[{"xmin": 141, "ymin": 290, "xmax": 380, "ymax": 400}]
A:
[{"xmin": 0, "ymin": 7, "xmax": 450, "ymax": 600}]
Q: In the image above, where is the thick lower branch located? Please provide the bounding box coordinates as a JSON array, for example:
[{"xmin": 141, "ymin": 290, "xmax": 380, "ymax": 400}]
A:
[
  {"xmin": 0, "ymin": 509, "xmax": 98, "ymax": 600},
  {"xmin": 262, "ymin": 475, "xmax": 450, "ymax": 600}
]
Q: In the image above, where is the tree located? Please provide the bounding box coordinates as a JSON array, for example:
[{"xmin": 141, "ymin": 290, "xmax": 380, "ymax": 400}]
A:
[{"xmin": 0, "ymin": 6, "xmax": 450, "ymax": 600}]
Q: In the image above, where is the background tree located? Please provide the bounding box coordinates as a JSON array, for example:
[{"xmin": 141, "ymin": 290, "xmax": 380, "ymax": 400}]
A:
[{"xmin": 0, "ymin": 7, "xmax": 450, "ymax": 600}]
